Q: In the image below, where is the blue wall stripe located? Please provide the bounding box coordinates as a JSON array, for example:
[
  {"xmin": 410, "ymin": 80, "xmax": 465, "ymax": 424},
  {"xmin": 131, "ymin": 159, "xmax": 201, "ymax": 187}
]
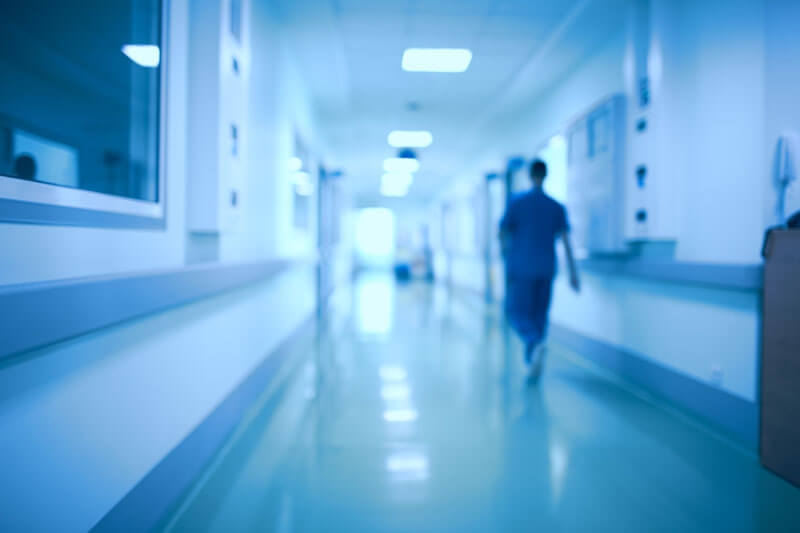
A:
[
  {"xmin": 90, "ymin": 314, "xmax": 316, "ymax": 532},
  {"xmin": 551, "ymin": 324, "xmax": 760, "ymax": 449},
  {"xmin": 0, "ymin": 260, "xmax": 299, "ymax": 361}
]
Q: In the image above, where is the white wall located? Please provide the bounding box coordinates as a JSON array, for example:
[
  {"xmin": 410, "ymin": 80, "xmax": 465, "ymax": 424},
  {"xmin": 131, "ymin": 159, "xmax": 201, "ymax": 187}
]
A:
[
  {"xmin": 0, "ymin": 1, "xmax": 335, "ymax": 530},
  {"xmin": 0, "ymin": 266, "xmax": 316, "ymax": 532},
  {"xmin": 656, "ymin": 0, "xmax": 767, "ymax": 264},
  {"xmin": 220, "ymin": 0, "xmax": 321, "ymax": 262}
]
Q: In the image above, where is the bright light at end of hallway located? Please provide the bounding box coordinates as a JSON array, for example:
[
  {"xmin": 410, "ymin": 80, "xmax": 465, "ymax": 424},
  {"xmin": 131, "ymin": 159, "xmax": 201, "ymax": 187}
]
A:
[
  {"xmin": 387, "ymin": 131, "xmax": 433, "ymax": 148},
  {"xmin": 355, "ymin": 208, "xmax": 395, "ymax": 260},
  {"xmin": 401, "ymin": 48, "xmax": 472, "ymax": 73},
  {"xmin": 383, "ymin": 408, "xmax": 418, "ymax": 423},
  {"xmin": 383, "ymin": 157, "xmax": 420, "ymax": 173},
  {"xmin": 121, "ymin": 44, "xmax": 160, "ymax": 67}
]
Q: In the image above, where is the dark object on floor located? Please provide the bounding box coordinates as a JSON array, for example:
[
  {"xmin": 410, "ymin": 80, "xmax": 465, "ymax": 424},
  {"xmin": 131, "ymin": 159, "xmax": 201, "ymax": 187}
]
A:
[{"xmin": 787, "ymin": 210, "xmax": 800, "ymax": 228}]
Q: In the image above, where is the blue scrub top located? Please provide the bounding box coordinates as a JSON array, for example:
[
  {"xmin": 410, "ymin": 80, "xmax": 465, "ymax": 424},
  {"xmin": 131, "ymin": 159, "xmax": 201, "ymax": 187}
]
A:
[{"xmin": 500, "ymin": 188, "xmax": 569, "ymax": 280}]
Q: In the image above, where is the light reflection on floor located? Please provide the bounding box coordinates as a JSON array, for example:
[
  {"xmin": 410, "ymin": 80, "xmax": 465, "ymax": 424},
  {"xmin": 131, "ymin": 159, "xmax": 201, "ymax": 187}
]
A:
[{"xmin": 165, "ymin": 275, "xmax": 800, "ymax": 533}]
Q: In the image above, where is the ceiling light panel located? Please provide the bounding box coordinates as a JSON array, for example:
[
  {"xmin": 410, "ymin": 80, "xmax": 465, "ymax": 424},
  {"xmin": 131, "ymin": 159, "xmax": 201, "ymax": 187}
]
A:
[
  {"xmin": 382, "ymin": 172, "xmax": 413, "ymax": 188},
  {"xmin": 388, "ymin": 130, "xmax": 433, "ymax": 148},
  {"xmin": 401, "ymin": 48, "xmax": 472, "ymax": 73}
]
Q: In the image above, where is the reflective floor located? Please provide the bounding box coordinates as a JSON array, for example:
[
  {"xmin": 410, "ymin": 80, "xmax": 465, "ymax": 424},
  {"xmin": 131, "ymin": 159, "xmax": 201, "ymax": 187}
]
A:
[{"xmin": 165, "ymin": 275, "xmax": 800, "ymax": 532}]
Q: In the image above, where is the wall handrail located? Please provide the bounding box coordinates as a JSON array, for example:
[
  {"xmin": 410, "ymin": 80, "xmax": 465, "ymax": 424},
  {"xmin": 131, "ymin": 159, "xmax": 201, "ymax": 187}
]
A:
[{"xmin": 0, "ymin": 259, "xmax": 310, "ymax": 361}]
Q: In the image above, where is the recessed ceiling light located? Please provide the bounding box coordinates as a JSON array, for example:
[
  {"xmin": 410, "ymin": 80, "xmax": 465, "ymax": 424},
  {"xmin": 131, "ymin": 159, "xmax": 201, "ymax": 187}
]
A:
[
  {"xmin": 381, "ymin": 182, "xmax": 409, "ymax": 197},
  {"xmin": 381, "ymin": 186, "xmax": 408, "ymax": 197},
  {"xmin": 122, "ymin": 44, "xmax": 160, "ymax": 68},
  {"xmin": 401, "ymin": 48, "xmax": 472, "ymax": 73},
  {"xmin": 383, "ymin": 157, "xmax": 420, "ymax": 173},
  {"xmin": 382, "ymin": 172, "xmax": 414, "ymax": 188},
  {"xmin": 388, "ymin": 130, "xmax": 433, "ymax": 148}
]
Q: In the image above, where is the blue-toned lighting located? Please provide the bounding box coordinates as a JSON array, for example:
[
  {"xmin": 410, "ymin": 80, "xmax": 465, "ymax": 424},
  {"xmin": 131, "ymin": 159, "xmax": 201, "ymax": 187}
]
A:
[
  {"xmin": 383, "ymin": 157, "xmax": 420, "ymax": 173},
  {"xmin": 402, "ymin": 48, "xmax": 472, "ymax": 73},
  {"xmin": 122, "ymin": 44, "xmax": 160, "ymax": 68},
  {"xmin": 388, "ymin": 131, "xmax": 433, "ymax": 148}
]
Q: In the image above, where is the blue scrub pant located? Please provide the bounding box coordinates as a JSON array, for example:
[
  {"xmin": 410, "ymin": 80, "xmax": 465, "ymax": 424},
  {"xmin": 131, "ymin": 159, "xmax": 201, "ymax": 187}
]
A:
[{"xmin": 505, "ymin": 276, "xmax": 554, "ymax": 347}]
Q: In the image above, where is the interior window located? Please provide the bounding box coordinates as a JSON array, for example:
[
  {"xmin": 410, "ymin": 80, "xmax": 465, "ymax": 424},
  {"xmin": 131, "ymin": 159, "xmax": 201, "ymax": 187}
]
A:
[{"xmin": 0, "ymin": 0, "xmax": 161, "ymax": 202}]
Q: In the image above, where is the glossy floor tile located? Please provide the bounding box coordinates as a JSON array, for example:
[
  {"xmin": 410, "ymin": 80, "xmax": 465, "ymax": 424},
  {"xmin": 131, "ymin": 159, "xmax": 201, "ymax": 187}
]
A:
[{"xmin": 164, "ymin": 275, "xmax": 800, "ymax": 532}]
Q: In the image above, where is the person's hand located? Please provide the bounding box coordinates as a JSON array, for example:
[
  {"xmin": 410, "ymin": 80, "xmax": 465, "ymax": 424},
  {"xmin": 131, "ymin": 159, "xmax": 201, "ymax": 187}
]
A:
[{"xmin": 570, "ymin": 273, "xmax": 581, "ymax": 293}]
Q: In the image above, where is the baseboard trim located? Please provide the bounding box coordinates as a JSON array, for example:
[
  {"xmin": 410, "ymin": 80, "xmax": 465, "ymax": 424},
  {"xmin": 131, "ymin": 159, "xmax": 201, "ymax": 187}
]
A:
[
  {"xmin": 550, "ymin": 324, "xmax": 759, "ymax": 450},
  {"xmin": 90, "ymin": 314, "xmax": 317, "ymax": 532}
]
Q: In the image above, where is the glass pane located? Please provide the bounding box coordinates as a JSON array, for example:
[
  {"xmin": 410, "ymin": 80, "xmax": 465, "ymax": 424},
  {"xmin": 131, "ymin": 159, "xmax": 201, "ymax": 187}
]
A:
[{"xmin": 0, "ymin": 0, "xmax": 161, "ymax": 202}]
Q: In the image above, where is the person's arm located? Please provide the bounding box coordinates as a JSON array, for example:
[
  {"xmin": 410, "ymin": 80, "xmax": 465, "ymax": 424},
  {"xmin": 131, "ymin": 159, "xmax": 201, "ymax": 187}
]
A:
[{"xmin": 561, "ymin": 231, "xmax": 580, "ymax": 292}]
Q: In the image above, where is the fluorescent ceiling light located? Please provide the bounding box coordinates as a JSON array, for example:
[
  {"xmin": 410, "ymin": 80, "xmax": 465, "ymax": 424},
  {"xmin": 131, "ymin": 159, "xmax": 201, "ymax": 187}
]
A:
[
  {"xmin": 402, "ymin": 48, "xmax": 472, "ymax": 73},
  {"xmin": 122, "ymin": 44, "xmax": 160, "ymax": 68},
  {"xmin": 384, "ymin": 157, "xmax": 419, "ymax": 173},
  {"xmin": 381, "ymin": 184, "xmax": 409, "ymax": 198},
  {"xmin": 388, "ymin": 131, "xmax": 433, "ymax": 148},
  {"xmin": 382, "ymin": 172, "xmax": 413, "ymax": 188}
]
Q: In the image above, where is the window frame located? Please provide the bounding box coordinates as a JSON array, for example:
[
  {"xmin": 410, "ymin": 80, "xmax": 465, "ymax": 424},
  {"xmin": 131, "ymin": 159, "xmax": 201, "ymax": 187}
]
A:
[{"xmin": 0, "ymin": 0, "xmax": 168, "ymax": 230}]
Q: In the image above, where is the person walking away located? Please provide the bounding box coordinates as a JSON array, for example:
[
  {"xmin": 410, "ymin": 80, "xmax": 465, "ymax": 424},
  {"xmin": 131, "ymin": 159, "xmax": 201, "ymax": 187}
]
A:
[{"xmin": 499, "ymin": 159, "xmax": 580, "ymax": 382}]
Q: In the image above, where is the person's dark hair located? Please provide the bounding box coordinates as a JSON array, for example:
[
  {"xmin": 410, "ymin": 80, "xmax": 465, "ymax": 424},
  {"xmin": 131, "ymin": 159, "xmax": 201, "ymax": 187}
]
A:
[
  {"xmin": 530, "ymin": 159, "xmax": 547, "ymax": 181},
  {"xmin": 13, "ymin": 154, "xmax": 37, "ymax": 180}
]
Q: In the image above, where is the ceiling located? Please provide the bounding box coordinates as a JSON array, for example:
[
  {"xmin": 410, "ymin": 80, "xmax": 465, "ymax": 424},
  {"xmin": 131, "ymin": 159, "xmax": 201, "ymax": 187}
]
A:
[{"xmin": 274, "ymin": 0, "xmax": 630, "ymax": 206}]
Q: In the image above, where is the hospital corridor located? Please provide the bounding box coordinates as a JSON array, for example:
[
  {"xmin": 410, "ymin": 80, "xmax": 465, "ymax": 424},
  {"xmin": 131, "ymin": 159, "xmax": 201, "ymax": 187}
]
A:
[
  {"xmin": 162, "ymin": 276, "xmax": 800, "ymax": 532},
  {"xmin": 2, "ymin": 0, "xmax": 800, "ymax": 531}
]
